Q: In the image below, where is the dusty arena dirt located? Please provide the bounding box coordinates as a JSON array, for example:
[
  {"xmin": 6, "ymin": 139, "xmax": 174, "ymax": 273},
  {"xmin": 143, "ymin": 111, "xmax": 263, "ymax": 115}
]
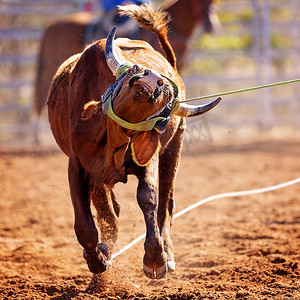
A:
[{"xmin": 0, "ymin": 136, "xmax": 299, "ymax": 299}]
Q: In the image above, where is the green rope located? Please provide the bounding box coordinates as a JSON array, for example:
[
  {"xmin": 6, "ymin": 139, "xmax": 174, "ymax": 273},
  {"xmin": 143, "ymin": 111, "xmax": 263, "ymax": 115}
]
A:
[{"xmin": 179, "ymin": 78, "xmax": 300, "ymax": 103}]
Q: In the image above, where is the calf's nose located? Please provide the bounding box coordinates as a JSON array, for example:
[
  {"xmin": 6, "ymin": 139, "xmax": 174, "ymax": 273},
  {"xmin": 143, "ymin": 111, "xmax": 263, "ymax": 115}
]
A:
[{"xmin": 157, "ymin": 78, "xmax": 163, "ymax": 87}]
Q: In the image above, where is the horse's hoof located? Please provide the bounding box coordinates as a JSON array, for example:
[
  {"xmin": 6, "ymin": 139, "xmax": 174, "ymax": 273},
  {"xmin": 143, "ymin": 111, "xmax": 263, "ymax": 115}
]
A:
[
  {"xmin": 83, "ymin": 243, "xmax": 108, "ymax": 273},
  {"xmin": 143, "ymin": 263, "xmax": 168, "ymax": 279}
]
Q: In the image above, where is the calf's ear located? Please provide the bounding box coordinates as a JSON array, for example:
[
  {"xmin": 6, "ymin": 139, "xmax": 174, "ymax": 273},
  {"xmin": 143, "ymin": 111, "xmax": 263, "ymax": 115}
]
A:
[
  {"xmin": 131, "ymin": 130, "xmax": 160, "ymax": 167},
  {"xmin": 81, "ymin": 100, "xmax": 102, "ymax": 121}
]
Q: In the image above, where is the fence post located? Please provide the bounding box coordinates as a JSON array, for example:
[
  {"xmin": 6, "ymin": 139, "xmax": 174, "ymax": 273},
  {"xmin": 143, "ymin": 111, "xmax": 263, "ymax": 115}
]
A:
[
  {"xmin": 290, "ymin": 0, "xmax": 300, "ymax": 127},
  {"xmin": 252, "ymin": 0, "xmax": 263, "ymax": 128},
  {"xmin": 260, "ymin": 0, "xmax": 273, "ymax": 129}
]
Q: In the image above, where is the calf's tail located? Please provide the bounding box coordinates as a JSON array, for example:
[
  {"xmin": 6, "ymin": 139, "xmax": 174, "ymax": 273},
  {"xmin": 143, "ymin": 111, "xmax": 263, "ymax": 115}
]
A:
[{"xmin": 118, "ymin": 3, "xmax": 177, "ymax": 69}]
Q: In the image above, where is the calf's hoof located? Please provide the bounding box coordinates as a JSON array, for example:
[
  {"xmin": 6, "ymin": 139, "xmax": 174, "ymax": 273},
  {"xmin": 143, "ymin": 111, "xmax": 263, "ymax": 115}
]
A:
[
  {"xmin": 83, "ymin": 243, "xmax": 108, "ymax": 273},
  {"xmin": 143, "ymin": 258, "xmax": 176, "ymax": 279},
  {"xmin": 143, "ymin": 263, "xmax": 168, "ymax": 279}
]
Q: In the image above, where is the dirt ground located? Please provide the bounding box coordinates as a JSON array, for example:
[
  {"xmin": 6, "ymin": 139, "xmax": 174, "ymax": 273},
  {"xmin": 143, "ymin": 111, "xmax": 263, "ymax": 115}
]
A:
[{"xmin": 0, "ymin": 135, "xmax": 299, "ymax": 299}]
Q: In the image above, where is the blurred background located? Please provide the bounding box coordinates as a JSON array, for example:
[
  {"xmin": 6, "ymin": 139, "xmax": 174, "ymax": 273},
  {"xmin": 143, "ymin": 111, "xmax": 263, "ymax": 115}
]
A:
[{"xmin": 0, "ymin": 0, "xmax": 300, "ymax": 148}]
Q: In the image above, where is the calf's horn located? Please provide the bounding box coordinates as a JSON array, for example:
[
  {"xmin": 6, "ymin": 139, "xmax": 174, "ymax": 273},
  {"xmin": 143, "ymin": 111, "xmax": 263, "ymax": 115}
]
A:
[
  {"xmin": 105, "ymin": 26, "xmax": 126, "ymax": 76},
  {"xmin": 174, "ymin": 97, "xmax": 222, "ymax": 118}
]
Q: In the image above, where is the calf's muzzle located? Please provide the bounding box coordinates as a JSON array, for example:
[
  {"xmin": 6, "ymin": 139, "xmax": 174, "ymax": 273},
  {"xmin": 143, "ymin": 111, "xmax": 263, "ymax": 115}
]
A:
[{"xmin": 130, "ymin": 69, "xmax": 166, "ymax": 103}]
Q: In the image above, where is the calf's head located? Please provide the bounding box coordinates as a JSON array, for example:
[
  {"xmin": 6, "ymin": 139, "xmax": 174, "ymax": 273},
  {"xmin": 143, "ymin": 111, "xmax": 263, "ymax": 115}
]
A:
[
  {"xmin": 109, "ymin": 64, "xmax": 174, "ymax": 125},
  {"xmin": 104, "ymin": 26, "xmax": 221, "ymax": 120}
]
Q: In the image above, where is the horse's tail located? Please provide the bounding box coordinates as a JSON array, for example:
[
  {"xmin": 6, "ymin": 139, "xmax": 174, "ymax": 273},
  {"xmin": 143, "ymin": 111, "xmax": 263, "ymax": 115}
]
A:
[{"xmin": 118, "ymin": 3, "xmax": 177, "ymax": 69}]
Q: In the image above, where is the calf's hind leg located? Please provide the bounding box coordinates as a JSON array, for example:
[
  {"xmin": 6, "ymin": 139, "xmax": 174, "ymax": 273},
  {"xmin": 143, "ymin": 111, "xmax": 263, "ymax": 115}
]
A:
[{"xmin": 91, "ymin": 183, "xmax": 120, "ymax": 260}]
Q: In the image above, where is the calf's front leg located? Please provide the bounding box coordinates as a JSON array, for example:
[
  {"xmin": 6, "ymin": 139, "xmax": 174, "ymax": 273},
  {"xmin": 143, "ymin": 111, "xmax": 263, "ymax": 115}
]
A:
[
  {"xmin": 68, "ymin": 154, "xmax": 107, "ymax": 273},
  {"xmin": 137, "ymin": 154, "xmax": 167, "ymax": 279}
]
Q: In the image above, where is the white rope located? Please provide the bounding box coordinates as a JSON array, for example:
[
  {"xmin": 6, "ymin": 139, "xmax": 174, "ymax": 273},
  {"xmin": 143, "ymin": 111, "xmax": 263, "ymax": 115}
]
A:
[
  {"xmin": 111, "ymin": 177, "xmax": 300, "ymax": 261},
  {"xmin": 173, "ymin": 177, "xmax": 300, "ymax": 219},
  {"xmin": 111, "ymin": 233, "xmax": 146, "ymax": 260}
]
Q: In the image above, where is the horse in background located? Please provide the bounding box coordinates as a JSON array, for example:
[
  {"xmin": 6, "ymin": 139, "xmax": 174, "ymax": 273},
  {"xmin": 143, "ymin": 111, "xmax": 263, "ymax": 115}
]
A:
[{"xmin": 33, "ymin": 0, "xmax": 219, "ymax": 143}]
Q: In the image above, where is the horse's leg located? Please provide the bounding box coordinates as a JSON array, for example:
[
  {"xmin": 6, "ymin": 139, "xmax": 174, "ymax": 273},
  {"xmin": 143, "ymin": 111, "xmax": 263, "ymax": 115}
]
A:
[
  {"xmin": 68, "ymin": 155, "xmax": 107, "ymax": 273},
  {"xmin": 91, "ymin": 183, "xmax": 120, "ymax": 261},
  {"xmin": 158, "ymin": 121, "xmax": 185, "ymax": 273},
  {"xmin": 137, "ymin": 153, "xmax": 167, "ymax": 279}
]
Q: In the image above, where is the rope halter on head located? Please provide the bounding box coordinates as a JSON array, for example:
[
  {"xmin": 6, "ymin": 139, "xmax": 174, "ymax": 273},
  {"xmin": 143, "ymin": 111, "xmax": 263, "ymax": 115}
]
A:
[{"xmin": 102, "ymin": 62, "xmax": 180, "ymax": 133}]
